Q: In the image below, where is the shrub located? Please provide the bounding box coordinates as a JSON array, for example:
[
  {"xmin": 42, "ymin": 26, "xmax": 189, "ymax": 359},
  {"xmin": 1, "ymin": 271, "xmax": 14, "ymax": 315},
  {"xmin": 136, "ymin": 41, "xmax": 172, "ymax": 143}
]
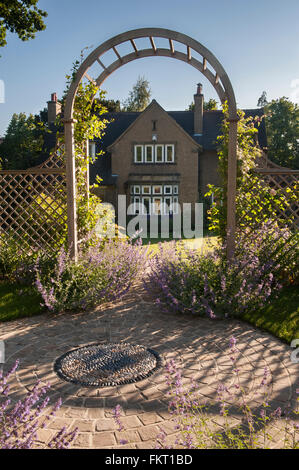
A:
[
  {"xmin": 0, "ymin": 232, "xmax": 26, "ymax": 281},
  {"xmin": 35, "ymin": 237, "xmax": 148, "ymax": 313},
  {"xmin": 0, "ymin": 232, "xmax": 58, "ymax": 285},
  {"xmin": 0, "ymin": 361, "xmax": 78, "ymax": 449},
  {"xmin": 144, "ymin": 223, "xmax": 298, "ymax": 319}
]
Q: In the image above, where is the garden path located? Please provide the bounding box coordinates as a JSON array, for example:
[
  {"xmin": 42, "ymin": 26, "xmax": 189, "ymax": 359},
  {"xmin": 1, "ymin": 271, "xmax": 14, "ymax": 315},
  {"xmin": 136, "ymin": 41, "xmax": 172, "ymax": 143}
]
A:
[{"xmin": 0, "ymin": 282, "xmax": 298, "ymax": 449}]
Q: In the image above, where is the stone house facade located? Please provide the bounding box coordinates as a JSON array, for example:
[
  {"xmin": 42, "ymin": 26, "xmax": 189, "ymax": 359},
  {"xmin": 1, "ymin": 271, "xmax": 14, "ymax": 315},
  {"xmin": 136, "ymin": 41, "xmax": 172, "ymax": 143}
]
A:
[
  {"xmin": 89, "ymin": 85, "xmax": 267, "ymax": 216},
  {"xmin": 45, "ymin": 86, "xmax": 267, "ymax": 217}
]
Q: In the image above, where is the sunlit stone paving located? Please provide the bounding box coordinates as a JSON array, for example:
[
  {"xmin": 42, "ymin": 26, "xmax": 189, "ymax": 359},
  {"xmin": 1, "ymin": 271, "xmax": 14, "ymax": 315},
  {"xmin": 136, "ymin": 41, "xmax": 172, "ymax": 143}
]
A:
[{"xmin": 1, "ymin": 283, "xmax": 298, "ymax": 449}]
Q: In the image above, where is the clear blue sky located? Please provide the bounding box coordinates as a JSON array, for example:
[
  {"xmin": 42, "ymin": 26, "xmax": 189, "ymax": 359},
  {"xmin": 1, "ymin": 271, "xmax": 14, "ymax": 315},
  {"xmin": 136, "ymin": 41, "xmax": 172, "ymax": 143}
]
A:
[{"xmin": 1, "ymin": 0, "xmax": 299, "ymax": 135}]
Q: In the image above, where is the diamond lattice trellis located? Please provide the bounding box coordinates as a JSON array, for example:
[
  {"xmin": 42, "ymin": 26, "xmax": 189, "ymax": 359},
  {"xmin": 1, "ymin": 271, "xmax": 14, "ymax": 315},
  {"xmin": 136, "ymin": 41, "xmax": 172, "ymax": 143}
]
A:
[
  {"xmin": 237, "ymin": 160, "xmax": 299, "ymax": 232},
  {"xmin": 257, "ymin": 169, "xmax": 299, "ymax": 229},
  {"xmin": 0, "ymin": 147, "xmax": 67, "ymax": 253}
]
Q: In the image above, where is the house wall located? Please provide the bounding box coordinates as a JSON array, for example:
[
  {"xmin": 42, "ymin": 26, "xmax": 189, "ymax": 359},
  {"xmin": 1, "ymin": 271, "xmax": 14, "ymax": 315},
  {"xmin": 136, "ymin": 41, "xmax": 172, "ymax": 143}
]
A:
[
  {"xmin": 199, "ymin": 150, "xmax": 220, "ymax": 198},
  {"xmin": 109, "ymin": 103, "xmax": 199, "ymax": 211},
  {"xmin": 92, "ymin": 185, "xmax": 117, "ymax": 208}
]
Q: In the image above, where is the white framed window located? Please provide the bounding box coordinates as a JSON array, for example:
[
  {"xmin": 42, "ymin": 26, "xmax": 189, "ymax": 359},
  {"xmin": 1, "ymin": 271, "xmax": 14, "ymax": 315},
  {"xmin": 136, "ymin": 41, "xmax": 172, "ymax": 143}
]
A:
[
  {"xmin": 129, "ymin": 196, "xmax": 141, "ymax": 215},
  {"xmin": 155, "ymin": 144, "xmax": 164, "ymax": 163},
  {"xmin": 134, "ymin": 145, "xmax": 143, "ymax": 163},
  {"xmin": 164, "ymin": 185, "xmax": 172, "ymax": 195},
  {"xmin": 153, "ymin": 185, "xmax": 162, "ymax": 195},
  {"xmin": 142, "ymin": 197, "xmax": 151, "ymax": 214},
  {"xmin": 145, "ymin": 145, "xmax": 154, "ymax": 163},
  {"xmin": 133, "ymin": 185, "xmax": 140, "ymax": 195},
  {"xmin": 153, "ymin": 197, "xmax": 162, "ymax": 215},
  {"xmin": 142, "ymin": 185, "xmax": 151, "ymax": 195},
  {"xmin": 165, "ymin": 144, "xmax": 175, "ymax": 163},
  {"xmin": 163, "ymin": 196, "xmax": 172, "ymax": 215},
  {"xmin": 172, "ymin": 196, "xmax": 179, "ymax": 214},
  {"xmin": 173, "ymin": 185, "xmax": 178, "ymax": 195},
  {"xmin": 133, "ymin": 196, "xmax": 141, "ymax": 214}
]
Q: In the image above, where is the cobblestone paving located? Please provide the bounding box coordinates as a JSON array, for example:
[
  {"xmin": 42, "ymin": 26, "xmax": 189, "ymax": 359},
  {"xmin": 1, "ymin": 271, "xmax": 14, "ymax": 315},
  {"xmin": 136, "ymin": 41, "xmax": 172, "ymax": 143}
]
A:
[{"xmin": 0, "ymin": 285, "xmax": 298, "ymax": 449}]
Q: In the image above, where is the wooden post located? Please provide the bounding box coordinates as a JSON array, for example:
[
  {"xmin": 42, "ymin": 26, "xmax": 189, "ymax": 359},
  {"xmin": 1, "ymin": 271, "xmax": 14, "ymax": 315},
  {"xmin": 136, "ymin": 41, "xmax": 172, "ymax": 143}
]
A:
[
  {"xmin": 86, "ymin": 139, "xmax": 90, "ymax": 211},
  {"xmin": 227, "ymin": 119, "xmax": 238, "ymax": 260},
  {"xmin": 64, "ymin": 119, "xmax": 78, "ymax": 261}
]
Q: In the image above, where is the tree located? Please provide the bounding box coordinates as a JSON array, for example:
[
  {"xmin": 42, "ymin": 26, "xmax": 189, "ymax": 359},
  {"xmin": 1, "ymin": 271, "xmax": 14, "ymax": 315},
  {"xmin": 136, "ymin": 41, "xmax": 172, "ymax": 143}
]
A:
[
  {"xmin": 187, "ymin": 98, "xmax": 218, "ymax": 111},
  {"xmin": 265, "ymin": 97, "xmax": 299, "ymax": 169},
  {"xmin": 257, "ymin": 91, "xmax": 268, "ymax": 108},
  {"xmin": 0, "ymin": 112, "xmax": 47, "ymax": 169},
  {"xmin": 122, "ymin": 76, "xmax": 151, "ymax": 112},
  {"xmin": 204, "ymin": 99, "xmax": 218, "ymax": 111},
  {"xmin": 0, "ymin": 1, "xmax": 47, "ymax": 49},
  {"xmin": 97, "ymin": 98, "xmax": 121, "ymax": 112}
]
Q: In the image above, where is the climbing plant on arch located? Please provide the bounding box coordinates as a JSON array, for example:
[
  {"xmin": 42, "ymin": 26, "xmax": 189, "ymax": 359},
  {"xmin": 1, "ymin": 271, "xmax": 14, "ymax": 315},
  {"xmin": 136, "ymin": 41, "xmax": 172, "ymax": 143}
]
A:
[{"xmin": 64, "ymin": 27, "xmax": 239, "ymax": 260}]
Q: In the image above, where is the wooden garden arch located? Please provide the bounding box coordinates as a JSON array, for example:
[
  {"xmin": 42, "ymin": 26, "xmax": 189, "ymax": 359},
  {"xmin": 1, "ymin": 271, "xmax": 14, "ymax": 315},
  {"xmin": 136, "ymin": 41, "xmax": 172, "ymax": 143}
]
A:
[{"xmin": 64, "ymin": 28, "xmax": 239, "ymax": 260}]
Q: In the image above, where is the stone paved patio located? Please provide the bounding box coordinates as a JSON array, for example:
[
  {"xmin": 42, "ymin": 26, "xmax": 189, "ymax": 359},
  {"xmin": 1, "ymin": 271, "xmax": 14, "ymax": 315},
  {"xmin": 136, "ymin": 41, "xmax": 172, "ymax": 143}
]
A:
[{"xmin": 0, "ymin": 284, "xmax": 298, "ymax": 449}]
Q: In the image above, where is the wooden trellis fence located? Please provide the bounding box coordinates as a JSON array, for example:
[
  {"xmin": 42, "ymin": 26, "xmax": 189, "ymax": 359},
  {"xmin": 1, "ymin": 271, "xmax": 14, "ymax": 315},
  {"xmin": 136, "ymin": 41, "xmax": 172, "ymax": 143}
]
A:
[
  {"xmin": 256, "ymin": 169, "xmax": 299, "ymax": 228},
  {"xmin": 0, "ymin": 146, "xmax": 67, "ymax": 253},
  {"xmin": 237, "ymin": 153, "xmax": 299, "ymax": 232}
]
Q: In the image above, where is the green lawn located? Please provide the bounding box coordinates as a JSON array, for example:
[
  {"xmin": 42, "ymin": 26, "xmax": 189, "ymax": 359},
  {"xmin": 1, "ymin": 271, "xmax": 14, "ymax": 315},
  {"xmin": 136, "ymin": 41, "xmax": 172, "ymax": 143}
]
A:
[
  {"xmin": 243, "ymin": 285, "xmax": 299, "ymax": 344},
  {"xmin": 142, "ymin": 235, "xmax": 218, "ymax": 255},
  {"xmin": 0, "ymin": 282, "xmax": 44, "ymax": 322}
]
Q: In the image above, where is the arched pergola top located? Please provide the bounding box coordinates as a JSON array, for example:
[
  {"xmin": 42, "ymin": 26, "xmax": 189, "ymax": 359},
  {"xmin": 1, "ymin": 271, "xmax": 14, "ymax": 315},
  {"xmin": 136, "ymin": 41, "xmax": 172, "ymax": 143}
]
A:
[{"xmin": 64, "ymin": 27, "xmax": 238, "ymax": 121}]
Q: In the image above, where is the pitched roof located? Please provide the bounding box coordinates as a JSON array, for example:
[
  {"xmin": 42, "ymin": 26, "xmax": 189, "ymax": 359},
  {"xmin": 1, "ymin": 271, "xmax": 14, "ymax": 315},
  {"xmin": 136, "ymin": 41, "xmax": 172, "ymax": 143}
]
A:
[
  {"xmin": 106, "ymin": 100, "xmax": 202, "ymax": 151},
  {"xmin": 89, "ymin": 105, "xmax": 267, "ymax": 185}
]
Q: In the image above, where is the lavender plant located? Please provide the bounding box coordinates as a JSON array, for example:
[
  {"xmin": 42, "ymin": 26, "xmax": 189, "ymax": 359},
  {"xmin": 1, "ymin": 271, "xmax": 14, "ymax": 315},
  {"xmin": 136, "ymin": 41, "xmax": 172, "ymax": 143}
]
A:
[
  {"xmin": 159, "ymin": 337, "xmax": 299, "ymax": 449},
  {"xmin": 0, "ymin": 361, "xmax": 78, "ymax": 449},
  {"xmin": 114, "ymin": 338, "xmax": 299, "ymax": 449},
  {"xmin": 144, "ymin": 222, "xmax": 298, "ymax": 319},
  {"xmin": 35, "ymin": 238, "xmax": 148, "ymax": 313}
]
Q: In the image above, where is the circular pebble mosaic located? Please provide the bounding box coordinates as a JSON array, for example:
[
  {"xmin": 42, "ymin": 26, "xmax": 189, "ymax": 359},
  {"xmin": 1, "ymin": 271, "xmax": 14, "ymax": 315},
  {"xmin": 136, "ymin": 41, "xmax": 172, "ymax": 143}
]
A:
[{"xmin": 53, "ymin": 342, "xmax": 162, "ymax": 387}]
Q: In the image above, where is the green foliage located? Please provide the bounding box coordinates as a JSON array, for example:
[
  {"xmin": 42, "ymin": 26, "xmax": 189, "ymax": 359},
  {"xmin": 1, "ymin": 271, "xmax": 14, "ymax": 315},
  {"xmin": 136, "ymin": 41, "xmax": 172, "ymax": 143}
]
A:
[
  {"xmin": 0, "ymin": 231, "xmax": 56, "ymax": 284},
  {"xmin": 56, "ymin": 59, "xmax": 118, "ymax": 247},
  {"xmin": 264, "ymin": 97, "xmax": 299, "ymax": 169},
  {"xmin": 0, "ymin": 112, "xmax": 49, "ymax": 169},
  {"xmin": 188, "ymin": 98, "xmax": 218, "ymax": 111},
  {"xmin": 122, "ymin": 76, "xmax": 151, "ymax": 112},
  {"xmin": 243, "ymin": 285, "xmax": 299, "ymax": 344},
  {"xmin": 203, "ymin": 98, "xmax": 218, "ymax": 111},
  {"xmin": 205, "ymin": 102, "xmax": 262, "ymax": 239},
  {"xmin": 205, "ymin": 102, "xmax": 298, "ymax": 240},
  {"xmin": 0, "ymin": 232, "xmax": 29, "ymax": 281},
  {"xmin": 0, "ymin": 282, "xmax": 43, "ymax": 322},
  {"xmin": 97, "ymin": 98, "xmax": 121, "ymax": 112},
  {"xmin": 35, "ymin": 239, "xmax": 147, "ymax": 313},
  {"xmin": 0, "ymin": 0, "xmax": 47, "ymax": 49}
]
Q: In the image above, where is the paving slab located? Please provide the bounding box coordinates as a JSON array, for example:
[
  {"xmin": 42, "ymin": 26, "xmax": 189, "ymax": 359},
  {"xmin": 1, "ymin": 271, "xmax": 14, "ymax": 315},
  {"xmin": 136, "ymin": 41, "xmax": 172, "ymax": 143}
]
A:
[{"xmin": 0, "ymin": 283, "xmax": 298, "ymax": 449}]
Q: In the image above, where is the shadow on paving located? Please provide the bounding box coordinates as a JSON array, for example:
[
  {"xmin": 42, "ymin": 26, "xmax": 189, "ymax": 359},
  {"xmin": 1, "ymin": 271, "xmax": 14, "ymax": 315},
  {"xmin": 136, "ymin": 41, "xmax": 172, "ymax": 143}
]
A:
[{"xmin": 0, "ymin": 282, "xmax": 298, "ymax": 442}]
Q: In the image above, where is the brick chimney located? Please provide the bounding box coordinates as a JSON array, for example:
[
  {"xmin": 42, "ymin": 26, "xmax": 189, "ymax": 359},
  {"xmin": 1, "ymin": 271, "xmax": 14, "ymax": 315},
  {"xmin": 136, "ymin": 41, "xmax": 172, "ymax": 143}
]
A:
[
  {"xmin": 193, "ymin": 83, "xmax": 203, "ymax": 135},
  {"xmin": 47, "ymin": 92, "xmax": 61, "ymax": 124}
]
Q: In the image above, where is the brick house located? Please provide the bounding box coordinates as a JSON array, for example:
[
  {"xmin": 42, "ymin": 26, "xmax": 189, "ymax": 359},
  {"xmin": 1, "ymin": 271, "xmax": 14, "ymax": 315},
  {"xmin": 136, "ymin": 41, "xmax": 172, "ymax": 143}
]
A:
[{"xmin": 89, "ymin": 84, "xmax": 267, "ymax": 216}]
